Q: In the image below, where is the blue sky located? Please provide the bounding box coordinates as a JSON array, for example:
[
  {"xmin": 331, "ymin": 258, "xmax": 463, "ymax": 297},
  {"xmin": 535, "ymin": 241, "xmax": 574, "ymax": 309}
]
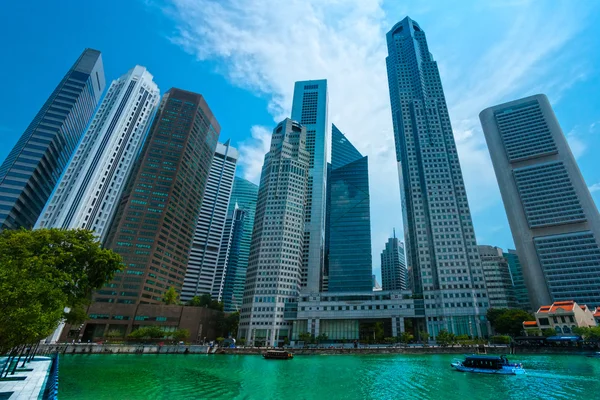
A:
[{"xmin": 1, "ymin": 0, "xmax": 600, "ymax": 280}]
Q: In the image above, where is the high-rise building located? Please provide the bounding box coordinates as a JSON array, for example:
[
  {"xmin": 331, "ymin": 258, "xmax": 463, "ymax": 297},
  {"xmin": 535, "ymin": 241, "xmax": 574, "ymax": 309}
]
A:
[
  {"xmin": 386, "ymin": 17, "xmax": 489, "ymax": 337},
  {"xmin": 0, "ymin": 49, "xmax": 105, "ymax": 231},
  {"xmin": 291, "ymin": 80, "xmax": 328, "ymax": 292},
  {"xmin": 181, "ymin": 141, "xmax": 238, "ymax": 302},
  {"xmin": 477, "ymin": 246, "xmax": 518, "ymax": 309},
  {"xmin": 36, "ymin": 66, "xmax": 159, "ymax": 242},
  {"xmin": 480, "ymin": 94, "xmax": 600, "ymax": 309},
  {"xmin": 96, "ymin": 88, "xmax": 220, "ymax": 305},
  {"xmin": 503, "ymin": 249, "xmax": 531, "ymax": 311},
  {"xmin": 216, "ymin": 205, "xmax": 245, "ymax": 310},
  {"xmin": 326, "ymin": 124, "xmax": 372, "ymax": 292},
  {"xmin": 381, "ymin": 234, "xmax": 408, "ymax": 291},
  {"xmin": 221, "ymin": 177, "xmax": 259, "ymax": 312},
  {"xmin": 239, "ymin": 118, "xmax": 309, "ymax": 346}
]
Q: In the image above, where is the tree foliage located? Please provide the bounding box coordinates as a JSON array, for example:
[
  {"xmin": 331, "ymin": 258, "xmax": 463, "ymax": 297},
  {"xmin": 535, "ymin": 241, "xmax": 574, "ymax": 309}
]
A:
[
  {"xmin": 487, "ymin": 308, "xmax": 535, "ymax": 337},
  {"xmin": 400, "ymin": 331, "xmax": 414, "ymax": 345},
  {"xmin": 419, "ymin": 330, "xmax": 430, "ymax": 342},
  {"xmin": 0, "ymin": 228, "xmax": 122, "ymax": 354},
  {"xmin": 436, "ymin": 329, "xmax": 456, "ymax": 347},
  {"xmin": 298, "ymin": 332, "xmax": 313, "ymax": 343},
  {"xmin": 162, "ymin": 287, "xmax": 179, "ymax": 305},
  {"xmin": 172, "ymin": 329, "xmax": 190, "ymax": 342},
  {"xmin": 573, "ymin": 326, "xmax": 600, "ymax": 340},
  {"xmin": 128, "ymin": 326, "xmax": 165, "ymax": 340},
  {"xmin": 186, "ymin": 294, "xmax": 223, "ymax": 311}
]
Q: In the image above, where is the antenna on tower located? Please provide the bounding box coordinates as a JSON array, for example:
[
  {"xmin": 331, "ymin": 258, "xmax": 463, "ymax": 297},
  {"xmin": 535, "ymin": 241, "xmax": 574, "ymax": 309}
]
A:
[{"xmin": 393, "ymin": 228, "xmax": 396, "ymax": 239}]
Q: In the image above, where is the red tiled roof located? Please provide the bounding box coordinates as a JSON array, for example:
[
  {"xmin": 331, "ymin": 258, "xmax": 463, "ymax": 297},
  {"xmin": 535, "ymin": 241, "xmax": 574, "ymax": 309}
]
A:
[
  {"xmin": 523, "ymin": 321, "xmax": 538, "ymax": 327},
  {"xmin": 537, "ymin": 300, "xmax": 578, "ymax": 313},
  {"xmin": 594, "ymin": 307, "xmax": 600, "ymax": 317}
]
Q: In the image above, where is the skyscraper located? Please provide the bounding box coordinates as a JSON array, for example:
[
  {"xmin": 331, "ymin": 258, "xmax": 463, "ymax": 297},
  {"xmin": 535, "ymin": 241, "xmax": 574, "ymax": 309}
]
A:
[
  {"xmin": 239, "ymin": 118, "xmax": 309, "ymax": 346},
  {"xmin": 96, "ymin": 88, "xmax": 220, "ymax": 305},
  {"xmin": 36, "ymin": 66, "xmax": 159, "ymax": 243},
  {"xmin": 386, "ymin": 17, "xmax": 489, "ymax": 337},
  {"xmin": 221, "ymin": 177, "xmax": 258, "ymax": 312},
  {"xmin": 326, "ymin": 124, "xmax": 372, "ymax": 292},
  {"xmin": 291, "ymin": 80, "xmax": 328, "ymax": 292},
  {"xmin": 181, "ymin": 141, "xmax": 238, "ymax": 302},
  {"xmin": 216, "ymin": 205, "xmax": 245, "ymax": 309},
  {"xmin": 480, "ymin": 94, "xmax": 600, "ymax": 309},
  {"xmin": 0, "ymin": 49, "xmax": 105, "ymax": 231},
  {"xmin": 503, "ymin": 250, "xmax": 531, "ymax": 311},
  {"xmin": 381, "ymin": 234, "xmax": 408, "ymax": 291},
  {"xmin": 477, "ymin": 246, "xmax": 518, "ymax": 309}
]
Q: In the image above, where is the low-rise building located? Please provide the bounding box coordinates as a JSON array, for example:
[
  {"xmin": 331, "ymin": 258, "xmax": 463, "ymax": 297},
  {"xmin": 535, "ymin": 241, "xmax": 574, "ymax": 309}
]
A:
[
  {"xmin": 594, "ymin": 307, "xmax": 600, "ymax": 326},
  {"xmin": 523, "ymin": 300, "xmax": 596, "ymax": 335}
]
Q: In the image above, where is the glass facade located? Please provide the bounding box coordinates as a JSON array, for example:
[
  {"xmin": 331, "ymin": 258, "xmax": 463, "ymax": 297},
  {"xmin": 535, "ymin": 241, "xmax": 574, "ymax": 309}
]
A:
[
  {"xmin": 0, "ymin": 49, "xmax": 105, "ymax": 230},
  {"xmin": 97, "ymin": 88, "xmax": 220, "ymax": 305},
  {"xmin": 381, "ymin": 237, "xmax": 408, "ymax": 291},
  {"xmin": 503, "ymin": 250, "xmax": 531, "ymax": 311},
  {"xmin": 221, "ymin": 177, "xmax": 258, "ymax": 312},
  {"xmin": 477, "ymin": 246, "xmax": 518, "ymax": 309},
  {"xmin": 327, "ymin": 124, "xmax": 372, "ymax": 292}
]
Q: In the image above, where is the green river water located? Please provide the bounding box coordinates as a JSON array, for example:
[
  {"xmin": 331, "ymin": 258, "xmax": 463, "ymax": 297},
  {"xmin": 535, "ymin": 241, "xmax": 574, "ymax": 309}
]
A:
[{"xmin": 59, "ymin": 353, "xmax": 600, "ymax": 399}]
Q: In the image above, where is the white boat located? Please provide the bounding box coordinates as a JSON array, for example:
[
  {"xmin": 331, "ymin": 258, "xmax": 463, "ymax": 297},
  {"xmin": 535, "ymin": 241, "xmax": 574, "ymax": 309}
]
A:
[{"xmin": 451, "ymin": 355, "xmax": 525, "ymax": 375}]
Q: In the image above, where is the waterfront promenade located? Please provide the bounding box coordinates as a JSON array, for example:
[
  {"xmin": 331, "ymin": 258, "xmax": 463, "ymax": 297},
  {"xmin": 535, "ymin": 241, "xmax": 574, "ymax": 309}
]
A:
[{"xmin": 0, "ymin": 356, "xmax": 53, "ymax": 400}]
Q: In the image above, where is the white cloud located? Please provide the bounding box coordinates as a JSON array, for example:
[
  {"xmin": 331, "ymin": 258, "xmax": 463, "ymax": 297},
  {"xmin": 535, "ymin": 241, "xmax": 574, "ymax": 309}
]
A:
[
  {"xmin": 589, "ymin": 183, "xmax": 600, "ymax": 193},
  {"xmin": 160, "ymin": 0, "xmax": 593, "ymax": 273},
  {"xmin": 566, "ymin": 128, "xmax": 588, "ymax": 159}
]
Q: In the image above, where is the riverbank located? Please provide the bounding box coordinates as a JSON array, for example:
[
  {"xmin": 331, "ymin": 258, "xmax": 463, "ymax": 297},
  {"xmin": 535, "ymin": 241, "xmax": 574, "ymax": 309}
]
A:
[{"xmin": 39, "ymin": 343, "xmax": 595, "ymax": 356}]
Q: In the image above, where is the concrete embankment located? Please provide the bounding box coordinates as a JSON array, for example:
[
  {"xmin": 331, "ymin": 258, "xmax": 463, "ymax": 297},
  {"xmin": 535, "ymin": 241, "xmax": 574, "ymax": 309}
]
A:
[{"xmin": 39, "ymin": 344, "xmax": 210, "ymax": 355}]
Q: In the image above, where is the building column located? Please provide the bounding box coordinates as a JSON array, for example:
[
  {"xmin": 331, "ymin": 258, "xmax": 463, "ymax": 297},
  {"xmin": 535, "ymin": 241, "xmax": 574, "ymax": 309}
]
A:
[
  {"xmin": 391, "ymin": 317, "xmax": 398, "ymax": 337},
  {"xmin": 314, "ymin": 319, "xmax": 320, "ymax": 337},
  {"xmin": 399, "ymin": 317, "xmax": 405, "ymax": 333}
]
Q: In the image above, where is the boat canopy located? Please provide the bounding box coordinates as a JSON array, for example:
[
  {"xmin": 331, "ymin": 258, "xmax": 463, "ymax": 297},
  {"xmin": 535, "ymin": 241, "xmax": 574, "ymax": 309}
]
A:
[{"xmin": 545, "ymin": 335, "xmax": 581, "ymax": 342}]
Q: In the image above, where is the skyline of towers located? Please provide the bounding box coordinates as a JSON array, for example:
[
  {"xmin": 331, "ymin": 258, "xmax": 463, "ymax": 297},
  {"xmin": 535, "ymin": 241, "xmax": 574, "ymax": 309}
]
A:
[
  {"xmin": 503, "ymin": 249, "xmax": 531, "ymax": 311},
  {"xmin": 326, "ymin": 124, "xmax": 372, "ymax": 292},
  {"xmin": 181, "ymin": 141, "xmax": 238, "ymax": 302},
  {"xmin": 98, "ymin": 88, "xmax": 220, "ymax": 305},
  {"xmin": 36, "ymin": 66, "xmax": 160, "ymax": 242},
  {"xmin": 222, "ymin": 176, "xmax": 259, "ymax": 312},
  {"xmin": 381, "ymin": 233, "xmax": 407, "ymax": 291},
  {"xmin": 291, "ymin": 80, "xmax": 329, "ymax": 293},
  {"xmin": 218, "ymin": 205, "xmax": 246, "ymax": 310},
  {"xmin": 480, "ymin": 94, "xmax": 600, "ymax": 309},
  {"xmin": 0, "ymin": 49, "xmax": 105, "ymax": 231},
  {"xmin": 386, "ymin": 16, "xmax": 489, "ymax": 337},
  {"xmin": 239, "ymin": 118, "xmax": 310, "ymax": 346}
]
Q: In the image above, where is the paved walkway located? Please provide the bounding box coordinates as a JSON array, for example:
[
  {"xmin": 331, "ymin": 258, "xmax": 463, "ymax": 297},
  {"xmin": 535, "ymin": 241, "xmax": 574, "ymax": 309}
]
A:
[{"xmin": 0, "ymin": 357, "xmax": 52, "ymax": 400}]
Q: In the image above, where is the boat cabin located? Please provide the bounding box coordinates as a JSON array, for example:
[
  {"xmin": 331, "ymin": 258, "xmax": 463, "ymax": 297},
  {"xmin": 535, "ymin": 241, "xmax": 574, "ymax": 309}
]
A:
[{"xmin": 462, "ymin": 355, "xmax": 511, "ymax": 370}]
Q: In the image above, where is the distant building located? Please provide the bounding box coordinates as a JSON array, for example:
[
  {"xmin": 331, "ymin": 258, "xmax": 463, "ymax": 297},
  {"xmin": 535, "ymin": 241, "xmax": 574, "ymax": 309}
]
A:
[
  {"xmin": 0, "ymin": 49, "xmax": 105, "ymax": 231},
  {"xmin": 477, "ymin": 245, "xmax": 518, "ymax": 309},
  {"xmin": 239, "ymin": 119, "xmax": 310, "ymax": 347},
  {"xmin": 381, "ymin": 234, "xmax": 407, "ymax": 291},
  {"xmin": 36, "ymin": 66, "xmax": 159, "ymax": 243},
  {"xmin": 326, "ymin": 124, "xmax": 372, "ymax": 292},
  {"xmin": 218, "ymin": 206, "xmax": 246, "ymax": 311},
  {"xmin": 372, "ymin": 275, "xmax": 382, "ymax": 291},
  {"xmin": 480, "ymin": 94, "xmax": 600, "ymax": 310},
  {"xmin": 181, "ymin": 141, "xmax": 238, "ymax": 302},
  {"xmin": 523, "ymin": 300, "xmax": 596, "ymax": 336},
  {"xmin": 97, "ymin": 88, "xmax": 220, "ymax": 305},
  {"xmin": 503, "ymin": 249, "xmax": 531, "ymax": 311},
  {"xmin": 386, "ymin": 16, "xmax": 488, "ymax": 337},
  {"xmin": 221, "ymin": 177, "xmax": 258, "ymax": 313},
  {"xmin": 291, "ymin": 80, "xmax": 328, "ymax": 292}
]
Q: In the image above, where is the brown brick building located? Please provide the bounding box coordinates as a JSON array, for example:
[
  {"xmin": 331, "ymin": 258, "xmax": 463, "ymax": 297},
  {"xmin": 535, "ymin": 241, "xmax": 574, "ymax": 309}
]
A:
[{"xmin": 95, "ymin": 88, "xmax": 220, "ymax": 305}]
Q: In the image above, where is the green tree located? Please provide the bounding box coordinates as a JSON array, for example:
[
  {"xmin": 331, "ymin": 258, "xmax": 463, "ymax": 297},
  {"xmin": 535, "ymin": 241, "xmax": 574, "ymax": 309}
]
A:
[
  {"xmin": 489, "ymin": 309, "xmax": 535, "ymax": 337},
  {"xmin": 374, "ymin": 322, "xmax": 385, "ymax": 342},
  {"xmin": 223, "ymin": 311, "xmax": 240, "ymax": 338},
  {"xmin": 436, "ymin": 329, "xmax": 455, "ymax": 347},
  {"xmin": 486, "ymin": 308, "xmax": 508, "ymax": 328},
  {"xmin": 64, "ymin": 304, "xmax": 89, "ymax": 325},
  {"xmin": 573, "ymin": 326, "xmax": 600, "ymax": 340},
  {"xmin": 216, "ymin": 337, "xmax": 225, "ymax": 345},
  {"xmin": 316, "ymin": 333, "xmax": 328, "ymax": 343},
  {"xmin": 106, "ymin": 329, "xmax": 123, "ymax": 339},
  {"xmin": 128, "ymin": 326, "xmax": 165, "ymax": 340},
  {"xmin": 172, "ymin": 329, "xmax": 190, "ymax": 342},
  {"xmin": 298, "ymin": 332, "xmax": 312, "ymax": 344},
  {"xmin": 419, "ymin": 330, "xmax": 430, "ymax": 343},
  {"xmin": 400, "ymin": 331, "xmax": 414, "ymax": 345},
  {"xmin": 163, "ymin": 287, "xmax": 179, "ymax": 305},
  {"xmin": 542, "ymin": 329, "xmax": 555, "ymax": 337},
  {"xmin": 0, "ymin": 228, "xmax": 122, "ymax": 354}
]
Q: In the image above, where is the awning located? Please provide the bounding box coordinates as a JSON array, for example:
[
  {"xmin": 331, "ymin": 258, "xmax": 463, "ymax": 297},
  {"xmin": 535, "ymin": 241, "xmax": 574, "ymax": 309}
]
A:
[{"xmin": 545, "ymin": 336, "xmax": 581, "ymax": 342}]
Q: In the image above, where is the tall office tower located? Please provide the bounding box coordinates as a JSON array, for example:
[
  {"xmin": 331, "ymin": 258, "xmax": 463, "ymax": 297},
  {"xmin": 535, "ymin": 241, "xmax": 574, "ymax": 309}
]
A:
[
  {"xmin": 477, "ymin": 246, "xmax": 518, "ymax": 309},
  {"xmin": 36, "ymin": 66, "xmax": 159, "ymax": 242},
  {"xmin": 326, "ymin": 124, "xmax": 372, "ymax": 292},
  {"xmin": 181, "ymin": 142, "xmax": 238, "ymax": 301},
  {"xmin": 96, "ymin": 88, "xmax": 220, "ymax": 305},
  {"xmin": 217, "ymin": 206, "xmax": 245, "ymax": 309},
  {"xmin": 221, "ymin": 177, "xmax": 258, "ymax": 312},
  {"xmin": 480, "ymin": 94, "xmax": 600, "ymax": 309},
  {"xmin": 381, "ymin": 234, "xmax": 408, "ymax": 291},
  {"xmin": 0, "ymin": 49, "xmax": 105, "ymax": 231},
  {"xmin": 386, "ymin": 17, "xmax": 489, "ymax": 337},
  {"xmin": 291, "ymin": 80, "xmax": 328, "ymax": 292},
  {"xmin": 503, "ymin": 250, "xmax": 531, "ymax": 311},
  {"xmin": 239, "ymin": 118, "xmax": 309, "ymax": 346}
]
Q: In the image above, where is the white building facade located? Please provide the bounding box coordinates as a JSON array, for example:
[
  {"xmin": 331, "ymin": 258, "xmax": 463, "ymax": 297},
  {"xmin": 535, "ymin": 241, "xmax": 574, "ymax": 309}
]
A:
[
  {"xmin": 239, "ymin": 119, "xmax": 310, "ymax": 346},
  {"xmin": 36, "ymin": 66, "xmax": 159, "ymax": 243},
  {"xmin": 181, "ymin": 141, "xmax": 238, "ymax": 302},
  {"xmin": 291, "ymin": 80, "xmax": 329, "ymax": 293}
]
